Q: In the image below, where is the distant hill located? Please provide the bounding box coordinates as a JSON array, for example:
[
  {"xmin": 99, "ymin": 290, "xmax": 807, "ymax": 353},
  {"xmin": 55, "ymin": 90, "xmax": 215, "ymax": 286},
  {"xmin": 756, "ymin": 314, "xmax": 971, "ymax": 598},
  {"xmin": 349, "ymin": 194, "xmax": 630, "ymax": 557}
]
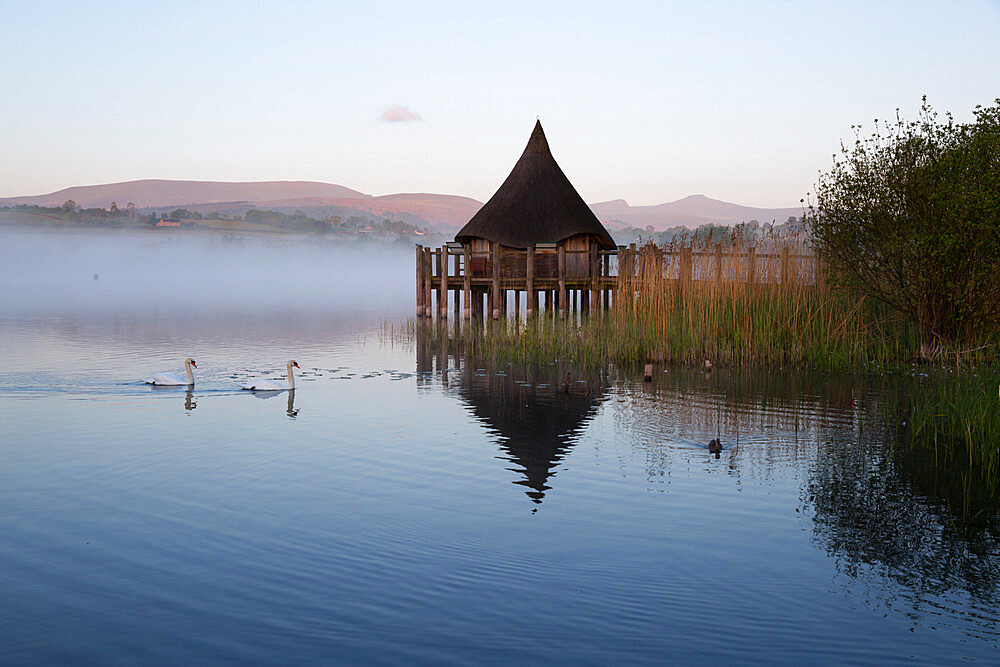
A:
[
  {"xmin": 1, "ymin": 180, "xmax": 802, "ymax": 232},
  {"xmin": 0, "ymin": 179, "xmax": 370, "ymax": 210},
  {"xmin": 590, "ymin": 195, "xmax": 803, "ymax": 230}
]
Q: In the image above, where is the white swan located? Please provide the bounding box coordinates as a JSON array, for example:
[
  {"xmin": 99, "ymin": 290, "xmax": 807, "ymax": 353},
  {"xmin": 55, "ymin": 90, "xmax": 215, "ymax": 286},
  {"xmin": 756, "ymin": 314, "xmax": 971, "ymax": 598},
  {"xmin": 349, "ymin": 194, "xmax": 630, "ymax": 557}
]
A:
[
  {"xmin": 145, "ymin": 358, "xmax": 197, "ymax": 386},
  {"xmin": 243, "ymin": 360, "xmax": 299, "ymax": 391}
]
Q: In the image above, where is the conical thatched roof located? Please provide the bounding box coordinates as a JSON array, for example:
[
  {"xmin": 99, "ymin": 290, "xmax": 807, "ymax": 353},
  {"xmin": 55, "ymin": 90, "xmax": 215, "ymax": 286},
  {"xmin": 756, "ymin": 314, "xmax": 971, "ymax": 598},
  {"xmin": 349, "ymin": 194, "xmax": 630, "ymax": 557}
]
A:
[{"xmin": 455, "ymin": 121, "xmax": 616, "ymax": 250}]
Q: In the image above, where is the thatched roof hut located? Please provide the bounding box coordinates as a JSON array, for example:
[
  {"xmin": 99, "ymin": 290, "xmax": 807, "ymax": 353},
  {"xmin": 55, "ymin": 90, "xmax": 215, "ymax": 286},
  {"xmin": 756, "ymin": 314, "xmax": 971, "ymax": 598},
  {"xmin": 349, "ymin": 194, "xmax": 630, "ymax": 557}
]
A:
[{"xmin": 455, "ymin": 121, "xmax": 615, "ymax": 251}]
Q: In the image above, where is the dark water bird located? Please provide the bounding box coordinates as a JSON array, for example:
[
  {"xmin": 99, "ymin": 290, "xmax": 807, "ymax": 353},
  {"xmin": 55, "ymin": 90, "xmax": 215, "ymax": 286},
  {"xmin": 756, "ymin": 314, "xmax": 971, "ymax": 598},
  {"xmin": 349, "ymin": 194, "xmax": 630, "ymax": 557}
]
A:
[
  {"xmin": 708, "ymin": 438, "xmax": 722, "ymax": 459},
  {"xmin": 145, "ymin": 358, "xmax": 197, "ymax": 386}
]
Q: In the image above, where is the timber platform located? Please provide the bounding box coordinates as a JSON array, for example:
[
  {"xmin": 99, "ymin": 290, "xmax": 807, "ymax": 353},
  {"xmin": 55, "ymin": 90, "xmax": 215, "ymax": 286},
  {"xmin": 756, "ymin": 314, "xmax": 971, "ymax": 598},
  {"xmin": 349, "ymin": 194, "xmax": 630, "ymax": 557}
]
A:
[{"xmin": 416, "ymin": 242, "xmax": 823, "ymax": 320}]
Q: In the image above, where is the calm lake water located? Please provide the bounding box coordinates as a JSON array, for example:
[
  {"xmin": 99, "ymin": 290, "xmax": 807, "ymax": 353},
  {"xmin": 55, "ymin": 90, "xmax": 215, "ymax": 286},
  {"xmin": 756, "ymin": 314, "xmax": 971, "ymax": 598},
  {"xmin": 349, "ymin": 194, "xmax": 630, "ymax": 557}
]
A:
[{"xmin": 1, "ymin": 231, "xmax": 998, "ymax": 664}]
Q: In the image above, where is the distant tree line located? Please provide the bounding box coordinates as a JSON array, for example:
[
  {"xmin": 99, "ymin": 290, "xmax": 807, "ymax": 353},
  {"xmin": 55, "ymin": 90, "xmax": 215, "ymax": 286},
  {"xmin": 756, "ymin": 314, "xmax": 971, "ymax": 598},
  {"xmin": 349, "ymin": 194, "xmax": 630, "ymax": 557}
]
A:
[
  {"xmin": 4, "ymin": 200, "xmax": 154, "ymax": 225},
  {"xmin": 611, "ymin": 216, "xmax": 804, "ymax": 246},
  {"xmin": 2, "ymin": 201, "xmax": 432, "ymax": 240}
]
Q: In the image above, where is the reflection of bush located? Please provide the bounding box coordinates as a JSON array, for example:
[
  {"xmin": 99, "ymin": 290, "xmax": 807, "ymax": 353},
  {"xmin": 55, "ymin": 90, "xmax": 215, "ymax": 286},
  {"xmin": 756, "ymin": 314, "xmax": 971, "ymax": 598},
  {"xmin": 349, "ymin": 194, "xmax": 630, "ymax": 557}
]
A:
[{"xmin": 806, "ymin": 417, "xmax": 1000, "ymax": 607}]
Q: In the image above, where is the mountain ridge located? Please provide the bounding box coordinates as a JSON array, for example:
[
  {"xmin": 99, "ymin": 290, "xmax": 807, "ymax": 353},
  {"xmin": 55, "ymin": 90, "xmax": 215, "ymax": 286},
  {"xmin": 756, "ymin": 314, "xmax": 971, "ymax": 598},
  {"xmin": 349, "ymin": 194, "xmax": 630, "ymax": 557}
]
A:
[{"xmin": 0, "ymin": 180, "xmax": 802, "ymax": 232}]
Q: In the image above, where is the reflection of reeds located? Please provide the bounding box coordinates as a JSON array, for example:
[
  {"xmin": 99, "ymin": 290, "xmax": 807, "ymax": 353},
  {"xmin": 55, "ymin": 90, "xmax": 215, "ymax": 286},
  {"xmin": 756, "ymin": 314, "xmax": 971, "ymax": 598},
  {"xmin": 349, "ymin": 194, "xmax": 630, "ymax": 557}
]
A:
[{"xmin": 903, "ymin": 368, "xmax": 1000, "ymax": 516}]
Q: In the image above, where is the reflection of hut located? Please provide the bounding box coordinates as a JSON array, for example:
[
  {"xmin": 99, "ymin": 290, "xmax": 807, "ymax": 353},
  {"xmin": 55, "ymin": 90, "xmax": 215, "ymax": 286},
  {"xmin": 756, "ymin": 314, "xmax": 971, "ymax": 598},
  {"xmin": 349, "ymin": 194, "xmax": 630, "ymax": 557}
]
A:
[
  {"xmin": 418, "ymin": 331, "xmax": 608, "ymax": 502},
  {"xmin": 455, "ymin": 120, "xmax": 616, "ymax": 274},
  {"xmin": 460, "ymin": 364, "xmax": 606, "ymax": 503}
]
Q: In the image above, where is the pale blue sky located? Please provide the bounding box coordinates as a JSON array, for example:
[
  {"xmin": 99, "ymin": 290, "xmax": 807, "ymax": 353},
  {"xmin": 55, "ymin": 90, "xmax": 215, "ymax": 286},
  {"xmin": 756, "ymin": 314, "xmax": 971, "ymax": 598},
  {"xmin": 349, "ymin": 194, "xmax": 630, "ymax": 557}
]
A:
[{"xmin": 2, "ymin": 0, "xmax": 998, "ymax": 206}]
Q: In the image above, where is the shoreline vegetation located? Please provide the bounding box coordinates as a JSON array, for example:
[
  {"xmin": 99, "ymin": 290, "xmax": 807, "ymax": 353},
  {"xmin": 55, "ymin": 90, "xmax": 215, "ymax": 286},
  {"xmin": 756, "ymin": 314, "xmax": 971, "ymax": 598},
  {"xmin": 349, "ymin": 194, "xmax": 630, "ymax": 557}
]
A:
[
  {"xmin": 405, "ymin": 232, "xmax": 999, "ymax": 506},
  {"xmin": 0, "ymin": 202, "xmax": 446, "ymax": 244},
  {"xmin": 418, "ymin": 233, "xmax": 996, "ymax": 370}
]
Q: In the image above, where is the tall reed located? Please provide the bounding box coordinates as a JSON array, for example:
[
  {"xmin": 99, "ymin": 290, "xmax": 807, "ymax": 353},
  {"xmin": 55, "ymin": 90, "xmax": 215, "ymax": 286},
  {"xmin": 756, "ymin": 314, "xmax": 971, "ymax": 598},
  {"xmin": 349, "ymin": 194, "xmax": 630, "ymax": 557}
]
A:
[
  {"xmin": 440, "ymin": 232, "xmax": 925, "ymax": 369},
  {"xmin": 609, "ymin": 233, "xmax": 922, "ymax": 366}
]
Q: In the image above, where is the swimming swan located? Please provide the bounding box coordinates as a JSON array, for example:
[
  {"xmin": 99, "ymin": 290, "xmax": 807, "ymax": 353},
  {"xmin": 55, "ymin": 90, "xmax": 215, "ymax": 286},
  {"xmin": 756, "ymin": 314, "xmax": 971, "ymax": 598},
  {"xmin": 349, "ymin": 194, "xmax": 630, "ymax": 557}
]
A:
[
  {"xmin": 243, "ymin": 360, "xmax": 299, "ymax": 391},
  {"xmin": 145, "ymin": 358, "xmax": 197, "ymax": 386}
]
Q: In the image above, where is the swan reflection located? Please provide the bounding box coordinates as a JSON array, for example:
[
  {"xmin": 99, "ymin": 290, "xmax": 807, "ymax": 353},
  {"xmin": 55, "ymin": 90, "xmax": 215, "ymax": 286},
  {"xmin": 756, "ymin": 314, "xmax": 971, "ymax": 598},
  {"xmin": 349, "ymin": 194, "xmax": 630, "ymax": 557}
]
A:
[
  {"xmin": 146, "ymin": 383, "xmax": 197, "ymax": 410},
  {"xmin": 246, "ymin": 387, "xmax": 299, "ymax": 418}
]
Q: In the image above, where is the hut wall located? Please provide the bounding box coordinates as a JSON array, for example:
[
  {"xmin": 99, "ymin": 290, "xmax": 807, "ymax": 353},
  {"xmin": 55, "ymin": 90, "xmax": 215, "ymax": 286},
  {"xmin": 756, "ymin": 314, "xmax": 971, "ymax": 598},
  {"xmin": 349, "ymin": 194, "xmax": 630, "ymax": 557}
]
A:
[
  {"xmin": 463, "ymin": 235, "xmax": 601, "ymax": 280},
  {"xmin": 563, "ymin": 235, "xmax": 595, "ymax": 278}
]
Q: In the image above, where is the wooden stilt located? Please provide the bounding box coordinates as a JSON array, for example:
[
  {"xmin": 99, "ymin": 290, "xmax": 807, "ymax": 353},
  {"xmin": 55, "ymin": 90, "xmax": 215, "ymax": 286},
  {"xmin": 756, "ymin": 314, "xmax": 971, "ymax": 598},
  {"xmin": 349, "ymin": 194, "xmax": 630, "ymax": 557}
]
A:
[
  {"xmin": 440, "ymin": 245, "xmax": 449, "ymax": 319},
  {"xmin": 589, "ymin": 244, "xmax": 600, "ymax": 313},
  {"xmin": 526, "ymin": 246, "xmax": 535, "ymax": 316},
  {"xmin": 557, "ymin": 246, "xmax": 567, "ymax": 316},
  {"xmin": 423, "ymin": 247, "xmax": 433, "ymax": 318},
  {"xmin": 463, "ymin": 246, "xmax": 472, "ymax": 320},
  {"xmin": 491, "ymin": 242, "xmax": 501, "ymax": 320},
  {"xmin": 416, "ymin": 245, "xmax": 424, "ymax": 317}
]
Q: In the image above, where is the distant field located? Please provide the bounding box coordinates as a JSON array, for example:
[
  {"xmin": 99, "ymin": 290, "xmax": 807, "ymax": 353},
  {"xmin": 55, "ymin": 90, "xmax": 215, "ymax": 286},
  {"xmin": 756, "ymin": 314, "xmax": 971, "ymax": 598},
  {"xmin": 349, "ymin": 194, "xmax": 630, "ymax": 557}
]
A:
[
  {"xmin": 0, "ymin": 210, "xmax": 74, "ymax": 226},
  {"xmin": 0, "ymin": 210, "xmax": 300, "ymax": 237}
]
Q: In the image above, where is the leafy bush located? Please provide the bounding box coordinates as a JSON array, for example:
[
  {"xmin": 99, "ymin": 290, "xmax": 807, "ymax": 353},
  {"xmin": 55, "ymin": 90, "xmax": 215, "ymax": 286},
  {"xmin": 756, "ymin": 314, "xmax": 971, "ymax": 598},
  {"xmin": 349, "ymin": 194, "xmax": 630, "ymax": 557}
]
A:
[{"xmin": 806, "ymin": 98, "xmax": 1000, "ymax": 349}]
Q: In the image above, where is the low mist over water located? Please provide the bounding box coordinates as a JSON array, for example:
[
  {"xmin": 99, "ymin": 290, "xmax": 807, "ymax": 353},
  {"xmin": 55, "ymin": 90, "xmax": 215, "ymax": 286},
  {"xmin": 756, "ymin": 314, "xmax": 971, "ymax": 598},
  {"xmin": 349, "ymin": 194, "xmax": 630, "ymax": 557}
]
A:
[
  {"xmin": 1, "ymin": 228, "xmax": 998, "ymax": 664},
  {"xmin": 0, "ymin": 229, "xmax": 416, "ymax": 313}
]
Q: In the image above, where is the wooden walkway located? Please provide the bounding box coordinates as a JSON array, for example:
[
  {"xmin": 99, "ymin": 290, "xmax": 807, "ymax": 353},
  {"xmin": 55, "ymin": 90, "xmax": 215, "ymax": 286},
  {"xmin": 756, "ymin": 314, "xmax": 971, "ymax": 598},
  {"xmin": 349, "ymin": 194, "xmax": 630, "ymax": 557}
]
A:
[{"xmin": 416, "ymin": 242, "xmax": 823, "ymax": 320}]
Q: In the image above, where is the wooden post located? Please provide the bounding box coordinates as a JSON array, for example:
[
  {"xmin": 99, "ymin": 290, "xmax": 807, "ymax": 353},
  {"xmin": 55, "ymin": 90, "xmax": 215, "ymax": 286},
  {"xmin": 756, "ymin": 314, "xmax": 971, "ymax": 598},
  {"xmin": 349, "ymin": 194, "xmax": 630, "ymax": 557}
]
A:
[
  {"xmin": 491, "ymin": 242, "xmax": 501, "ymax": 320},
  {"xmin": 440, "ymin": 245, "xmax": 449, "ymax": 319},
  {"xmin": 714, "ymin": 243, "xmax": 723, "ymax": 285},
  {"xmin": 779, "ymin": 245, "xmax": 791, "ymax": 287},
  {"xmin": 514, "ymin": 290, "xmax": 520, "ymax": 318},
  {"xmin": 557, "ymin": 246, "xmax": 567, "ymax": 316},
  {"xmin": 416, "ymin": 245, "xmax": 424, "ymax": 317},
  {"xmin": 526, "ymin": 246, "xmax": 535, "ymax": 317},
  {"xmin": 746, "ymin": 246, "xmax": 756, "ymax": 288},
  {"xmin": 680, "ymin": 246, "xmax": 693, "ymax": 287},
  {"xmin": 473, "ymin": 287, "xmax": 483, "ymax": 318},
  {"xmin": 463, "ymin": 246, "xmax": 472, "ymax": 320},
  {"xmin": 589, "ymin": 244, "xmax": 600, "ymax": 313},
  {"xmin": 603, "ymin": 252, "xmax": 611, "ymax": 310},
  {"xmin": 815, "ymin": 256, "xmax": 827, "ymax": 291},
  {"xmin": 615, "ymin": 245, "xmax": 627, "ymax": 309},
  {"xmin": 628, "ymin": 243, "xmax": 637, "ymax": 304},
  {"xmin": 423, "ymin": 247, "xmax": 433, "ymax": 318}
]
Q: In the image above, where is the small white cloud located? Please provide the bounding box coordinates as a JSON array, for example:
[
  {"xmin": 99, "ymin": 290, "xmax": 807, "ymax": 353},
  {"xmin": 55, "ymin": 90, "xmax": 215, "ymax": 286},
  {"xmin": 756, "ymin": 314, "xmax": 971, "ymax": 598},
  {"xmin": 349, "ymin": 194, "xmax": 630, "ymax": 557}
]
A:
[{"xmin": 380, "ymin": 105, "xmax": 422, "ymax": 123}]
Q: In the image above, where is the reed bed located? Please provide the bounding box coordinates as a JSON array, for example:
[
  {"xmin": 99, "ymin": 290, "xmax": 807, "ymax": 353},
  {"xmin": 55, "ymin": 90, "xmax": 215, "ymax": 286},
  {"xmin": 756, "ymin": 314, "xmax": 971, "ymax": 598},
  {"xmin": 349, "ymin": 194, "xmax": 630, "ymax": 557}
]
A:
[
  {"xmin": 610, "ymin": 235, "xmax": 921, "ymax": 366},
  {"xmin": 433, "ymin": 234, "xmax": 931, "ymax": 369}
]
